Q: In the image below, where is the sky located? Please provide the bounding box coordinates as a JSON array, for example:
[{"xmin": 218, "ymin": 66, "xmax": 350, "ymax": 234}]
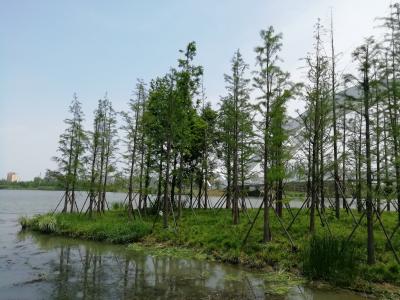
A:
[{"xmin": 0, "ymin": 0, "xmax": 393, "ymax": 180}]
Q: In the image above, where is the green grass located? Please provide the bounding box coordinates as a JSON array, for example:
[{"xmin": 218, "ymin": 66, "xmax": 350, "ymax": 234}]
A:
[
  {"xmin": 21, "ymin": 206, "xmax": 400, "ymax": 291},
  {"xmin": 302, "ymin": 235, "xmax": 360, "ymax": 285},
  {"xmin": 24, "ymin": 209, "xmax": 151, "ymax": 243}
]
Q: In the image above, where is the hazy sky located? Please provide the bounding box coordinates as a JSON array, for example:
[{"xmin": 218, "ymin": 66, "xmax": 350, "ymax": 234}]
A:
[{"xmin": 0, "ymin": 0, "xmax": 393, "ymax": 180}]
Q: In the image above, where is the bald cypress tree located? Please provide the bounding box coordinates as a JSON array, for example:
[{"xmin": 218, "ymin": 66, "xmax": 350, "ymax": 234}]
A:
[
  {"xmin": 352, "ymin": 37, "xmax": 379, "ymax": 265},
  {"xmin": 54, "ymin": 94, "xmax": 85, "ymax": 213},
  {"xmin": 253, "ymin": 26, "xmax": 292, "ymax": 240},
  {"xmin": 87, "ymin": 101, "xmax": 103, "ymax": 216},
  {"xmin": 98, "ymin": 97, "xmax": 118, "ymax": 212},
  {"xmin": 224, "ymin": 50, "xmax": 251, "ymax": 225},
  {"xmin": 330, "ymin": 12, "xmax": 341, "ymax": 218},
  {"xmin": 122, "ymin": 81, "xmax": 147, "ymax": 217},
  {"xmin": 382, "ymin": 4, "xmax": 400, "ymax": 222},
  {"xmin": 303, "ymin": 20, "xmax": 330, "ymax": 233},
  {"xmin": 218, "ymin": 96, "xmax": 234, "ymax": 209}
]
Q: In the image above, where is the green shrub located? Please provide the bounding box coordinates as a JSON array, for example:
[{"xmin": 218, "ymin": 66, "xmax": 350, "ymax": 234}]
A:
[{"xmin": 302, "ymin": 234, "xmax": 360, "ymax": 285}]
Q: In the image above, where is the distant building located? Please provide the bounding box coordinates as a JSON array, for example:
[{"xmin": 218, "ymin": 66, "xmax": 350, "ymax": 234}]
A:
[{"xmin": 6, "ymin": 172, "xmax": 18, "ymax": 183}]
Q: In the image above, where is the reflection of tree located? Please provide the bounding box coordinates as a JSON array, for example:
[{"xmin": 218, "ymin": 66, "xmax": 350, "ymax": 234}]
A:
[
  {"xmin": 26, "ymin": 231, "xmax": 264, "ymax": 299},
  {"xmin": 55, "ymin": 246, "xmax": 71, "ymax": 299},
  {"xmin": 82, "ymin": 248, "xmax": 90, "ymax": 299},
  {"xmin": 123, "ymin": 259, "xmax": 129, "ymax": 299}
]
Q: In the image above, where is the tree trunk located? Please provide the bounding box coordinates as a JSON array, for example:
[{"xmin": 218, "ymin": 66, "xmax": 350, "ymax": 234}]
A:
[
  {"xmin": 226, "ymin": 145, "xmax": 232, "ymax": 209},
  {"xmin": 189, "ymin": 170, "xmax": 193, "ymax": 208},
  {"xmin": 357, "ymin": 111, "xmax": 363, "ymax": 213},
  {"xmin": 170, "ymin": 154, "xmax": 177, "ymax": 208},
  {"xmin": 162, "ymin": 139, "xmax": 171, "ymax": 228},
  {"xmin": 363, "ymin": 52, "xmax": 375, "ymax": 265},
  {"xmin": 156, "ymin": 147, "xmax": 163, "ymax": 211},
  {"xmin": 143, "ymin": 144, "xmax": 152, "ymax": 211},
  {"xmin": 342, "ymin": 99, "xmax": 347, "ymax": 209},
  {"xmin": 330, "ymin": 14, "xmax": 340, "ymax": 218},
  {"xmin": 263, "ymin": 117, "xmax": 270, "ymax": 240},
  {"xmin": 197, "ymin": 174, "xmax": 203, "ymax": 209},
  {"xmin": 276, "ymin": 179, "xmax": 283, "ymax": 217}
]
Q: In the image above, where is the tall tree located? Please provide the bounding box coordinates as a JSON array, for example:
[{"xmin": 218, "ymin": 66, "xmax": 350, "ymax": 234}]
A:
[
  {"xmin": 253, "ymin": 26, "xmax": 296, "ymax": 238},
  {"xmin": 303, "ymin": 20, "xmax": 330, "ymax": 233},
  {"xmin": 381, "ymin": 4, "xmax": 400, "ymax": 222},
  {"xmin": 54, "ymin": 94, "xmax": 86, "ymax": 213},
  {"xmin": 352, "ymin": 37, "xmax": 379, "ymax": 264},
  {"xmin": 122, "ymin": 81, "xmax": 146, "ymax": 217},
  {"xmin": 330, "ymin": 12, "xmax": 341, "ymax": 218},
  {"xmin": 86, "ymin": 100, "xmax": 103, "ymax": 216},
  {"xmin": 224, "ymin": 50, "xmax": 251, "ymax": 224}
]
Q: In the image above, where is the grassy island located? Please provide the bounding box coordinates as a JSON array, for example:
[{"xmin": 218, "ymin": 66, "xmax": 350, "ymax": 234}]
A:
[{"xmin": 20, "ymin": 205, "xmax": 400, "ymax": 298}]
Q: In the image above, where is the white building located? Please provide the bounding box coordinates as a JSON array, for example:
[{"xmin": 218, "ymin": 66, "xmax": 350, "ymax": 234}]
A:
[{"xmin": 6, "ymin": 172, "xmax": 18, "ymax": 183}]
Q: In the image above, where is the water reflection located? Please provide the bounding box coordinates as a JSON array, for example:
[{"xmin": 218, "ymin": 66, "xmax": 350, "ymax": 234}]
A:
[
  {"xmin": 1, "ymin": 190, "xmax": 367, "ymax": 300},
  {"xmin": 13, "ymin": 231, "xmax": 367, "ymax": 300},
  {"xmin": 18, "ymin": 232, "xmax": 273, "ymax": 299}
]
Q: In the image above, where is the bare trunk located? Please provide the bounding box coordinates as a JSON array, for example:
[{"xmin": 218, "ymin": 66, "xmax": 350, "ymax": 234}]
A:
[
  {"xmin": 162, "ymin": 139, "xmax": 171, "ymax": 228},
  {"xmin": 364, "ymin": 51, "xmax": 375, "ymax": 265}
]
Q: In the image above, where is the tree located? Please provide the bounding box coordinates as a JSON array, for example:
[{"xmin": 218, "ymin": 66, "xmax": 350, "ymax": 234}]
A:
[
  {"xmin": 381, "ymin": 4, "xmax": 400, "ymax": 222},
  {"xmin": 145, "ymin": 75, "xmax": 174, "ymax": 227},
  {"xmin": 330, "ymin": 12, "xmax": 341, "ymax": 218},
  {"xmin": 173, "ymin": 41, "xmax": 202, "ymax": 213},
  {"xmin": 86, "ymin": 100, "xmax": 103, "ymax": 216},
  {"xmin": 85, "ymin": 96, "xmax": 117, "ymax": 215},
  {"xmin": 302, "ymin": 20, "xmax": 330, "ymax": 233},
  {"xmin": 352, "ymin": 37, "xmax": 379, "ymax": 264},
  {"xmin": 253, "ymin": 26, "xmax": 291, "ymax": 240},
  {"xmin": 144, "ymin": 40, "xmax": 203, "ymax": 228},
  {"xmin": 218, "ymin": 96, "xmax": 235, "ymax": 209},
  {"xmin": 268, "ymin": 72, "xmax": 294, "ymax": 217},
  {"xmin": 200, "ymin": 100, "xmax": 218, "ymax": 209},
  {"xmin": 122, "ymin": 81, "xmax": 147, "ymax": 217},
  {"xmin": 54, "ymin": 94, "xmax": 86, "ymax": 213},
  {"xmin": 224, "ymin": 49, "xmax": 251, "ymax": 224}
]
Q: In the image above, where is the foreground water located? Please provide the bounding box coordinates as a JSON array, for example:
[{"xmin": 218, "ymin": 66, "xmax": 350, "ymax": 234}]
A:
[{"xmin": 0, "ymin": 190, "xmax": 367, "ymax": 299}]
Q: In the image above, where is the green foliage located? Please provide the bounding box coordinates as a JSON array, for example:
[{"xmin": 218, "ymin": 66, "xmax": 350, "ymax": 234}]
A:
[
  {"xmin": 53, "ymin": 94, "xmax": 86, "ymax": 190},
  {"xmin": 302, "ymin": 234, "xmax": 360, "ymax": 285},
  {"xmin": 38, "ymin": 215, "xmax": 57, "ymax": 233},
  {"xmin": 362, "ymin": 262, "xmax": 400, "ymax": 284}
]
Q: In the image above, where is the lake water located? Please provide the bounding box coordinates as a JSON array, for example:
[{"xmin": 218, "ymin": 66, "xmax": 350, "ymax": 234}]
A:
[{"xmin": 0, "ymin": 190, "xmax": 367, "ymax": 299}]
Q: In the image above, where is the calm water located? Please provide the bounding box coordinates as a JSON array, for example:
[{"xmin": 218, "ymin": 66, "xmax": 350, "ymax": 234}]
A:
[{"xmin": 0, "ymin": 190, "xmax": 367, "ymax": 299}]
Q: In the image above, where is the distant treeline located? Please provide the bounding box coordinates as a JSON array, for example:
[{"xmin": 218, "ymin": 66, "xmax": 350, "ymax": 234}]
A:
[{"xmin": 0, "ymin": 172, "xmax": 127, "ymax": 192}]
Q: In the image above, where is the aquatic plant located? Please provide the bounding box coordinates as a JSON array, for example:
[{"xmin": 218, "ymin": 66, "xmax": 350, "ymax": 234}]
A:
[{"xmin": 302, "ymin": 234, "xmax": 360, "ymax": 285}]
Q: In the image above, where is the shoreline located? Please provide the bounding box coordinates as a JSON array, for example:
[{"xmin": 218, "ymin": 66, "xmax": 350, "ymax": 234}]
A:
[{"xmin": 20, "ymin": 208, "xmax": 400, "ymax": 299}]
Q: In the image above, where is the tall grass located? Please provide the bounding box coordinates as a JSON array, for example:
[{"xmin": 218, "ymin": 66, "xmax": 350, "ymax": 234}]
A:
[
  {"xmin": 302, "ymin": 234, "xmax": 360, "ymax": 285},
  {"xmin": 37, "ymin": 215, "xmax": 57, "ymax": 233},
  {"xmin": 22, "ymin": 210, "xmax": 152, "ymax": 243}
]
